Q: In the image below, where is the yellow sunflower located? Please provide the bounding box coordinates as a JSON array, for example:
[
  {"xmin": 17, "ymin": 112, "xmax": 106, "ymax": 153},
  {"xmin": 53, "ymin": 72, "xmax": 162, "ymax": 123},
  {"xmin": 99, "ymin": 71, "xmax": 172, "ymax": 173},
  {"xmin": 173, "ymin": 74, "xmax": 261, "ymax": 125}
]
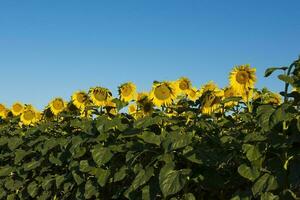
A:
[
  {"xmin": 128, "ymin": 104, "xmax": 137, "ymax": 115},
  {"xmin": 20, "ymin": 105, "xmax": 40, "ymax": 126},
  {"xmin": 265, "ymin": 92, "xmax": 282, "ymax": 105},
  {"xmin": 49, "ymin": 98, "xmax": 66, "ymax": 116},
  {"xmin": 89, "ymin": 87, "xmax": 112, "ymax": 107},
  {"xmin": 0, "ymin": 103, "xmax": 6, "ymax": 113},
  {"xmin": 223, "ymin": 86, "xmax": 241, "ymax": 107},
  {"xmin": 137, "ymin": 92, "xmax": 149, "ymax": 103},
  {"xmin": 119, "ymin": 82, "xmax": 137, "ymax": 102},
  {"xmin": 186, "ymin": 87, "xmax": 200, "ymax": 102},
  {"xmin": 229, "ymin": 65, "xmax": 256, "ymax": 96},
  {"xmin": 176, "ymin": 77, "xmax": 192, "ymax": 94},
  {"xmin": 199, "ymin": 82, "xmax": 224, "ymax": 115},
  {"xmin": 0, "ymin": 108, "xmax": 10, "ymax": 119},
  {"xmin": 11, "ymin": 102, "xmax": 24, "ymax": 116},
  {"xmin": 149, "ymin": 81, "xmax": 178, "ymax": 107},
  {"xmin": 72, "ymin": 91, "xmax": 89, "ymax": 110}
]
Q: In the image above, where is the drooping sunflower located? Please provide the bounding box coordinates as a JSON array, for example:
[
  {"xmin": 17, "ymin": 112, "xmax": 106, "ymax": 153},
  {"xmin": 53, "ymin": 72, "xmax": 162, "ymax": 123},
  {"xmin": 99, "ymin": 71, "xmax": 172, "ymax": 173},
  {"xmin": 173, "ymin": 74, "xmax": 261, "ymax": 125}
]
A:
[
  {"xmin": 72, "ymin": 91, "xmax": 89, "ymax": 110},
  {"xmin": 11, "ymin": 102, "xmax": 24, "ymax": 116},
  {"xmin": 137, "ymin": 92, "xmax": 149, "ymax": 103},
  {"xmin": 0, "ymin": 104, "xmax": 6, "ymax": 116},
  {"xmin": 176, "ymin": 77, "xmax": 192, "ymax": 94},
  {"xmin": 186, "ymin": 87, "xmax": 200, "ymax": 102},
  {"xmin": 0, "ymin": 108, "xmax": 10, "ymax": 119},
  {"xmin": 119, "ymin": 82, "xmax": 137, "ymax": 102},
  {"xmin": 149, "ymin": 81, "xmax": 178, "ymax": 107},
  {"xmin": 223, "ymin": 86, "xmax": 241, "ymax": 107},
  {"xmin": 89, "ymin": 87, "xmax": 112, "ymax": 107},
  {"xmin": 199, "ymin": 82, "xmax": 224, "ymax": 115},
  {"xmin": 49, "ymin": 98, "xmax": 66, "ymax": 116},
  {"xmin": 229, "ymin": 65, "xmax": 256, "ymax": 97},
  {"xmin": 20, "ymin": 105, "xmax": 40, "ymax": 125},
  {"xmin": 267, "ymin": 93, "xmax": 282, "ymax": 105}
]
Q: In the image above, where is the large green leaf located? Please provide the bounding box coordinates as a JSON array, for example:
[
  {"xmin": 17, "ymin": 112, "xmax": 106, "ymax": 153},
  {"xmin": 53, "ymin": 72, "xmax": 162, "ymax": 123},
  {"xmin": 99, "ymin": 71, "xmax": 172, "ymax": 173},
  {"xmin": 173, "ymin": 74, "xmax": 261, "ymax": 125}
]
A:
[
  {"xmin": 27, "ymin": 181, "xmax": 39, "ymax": 198},
  {"xmin": 238, "ymin": 164, "xmax": 260, "ymax": 182},
  {"xmin": 91, "ymin": 145, "xmax": 113, "ymax": 166},
  {"xmin": 252, "ymin": 173, "xmax": 278, "ymax": 196},
  {"xmin": 0, "ymin": 166, "xmax": 13, "ymax": 177},
  {"xmin": 159, "ymin": 163, "xmax": 191, "ymax": 198},
  {"xmin": 84, "ymin": 180, "xmax": 98, "ymax": 199}
]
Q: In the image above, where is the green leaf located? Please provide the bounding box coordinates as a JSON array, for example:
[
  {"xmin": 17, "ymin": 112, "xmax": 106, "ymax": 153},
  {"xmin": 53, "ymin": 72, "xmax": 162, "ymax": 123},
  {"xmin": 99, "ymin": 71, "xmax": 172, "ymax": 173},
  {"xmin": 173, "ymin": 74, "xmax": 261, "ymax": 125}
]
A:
[
  {"xmin": 0, "ymin": 166, "xmax": 13, "ymax": 177},
  {"xmin": 252, "ymin": 173, "xmax": 278, "ymax": 196},
  {"xmin": 261, "ymin": 192, "xmax": 280, "ymax": 200},
  {"xmin": 138, "ymin": 131, "xmax": 161, "ymax": 146},
  {"xmin": 90, "ymin": 167, "xmax": 110, "ymax": 187},
  {"xmin": 55, "ymin": 175, "xmax": 65, "ymax": 188},
  {"xmin": 24, "ymin": 160, "xmax": 41, "ymax": 171},
  {"xmin": 264, "ymin": 67, "xmax": 287, "ymax": 77},
  {"xmin": 84, "ymin": 180, "xmax": 98, "ymax": 199},
  {"xmin": 238, "ymin": 164, "xmax": 260, "ymax": 182},
  {"xmin": 159, "ymin": 163, "xmax": 191, "ymax": 198},
  {"xmin": 27, "ymin": 181, "xmax": 39, "ymax": 198},
  {"xmin": 8, "ymin": 137, "xmax": 23, "ymax": 151},
  {"xmin": 14, "ymin": 149, "xmax": 31, "ymax": 164},
  {"xmin": 79, "ymin": 160, "xmax": 92, "ymax": 173},
  {"xmin": 91, "ymin": 145, "xmax": 113, "ymax": 166},
  {"xmin": 183, "ymin": 193, "xmax": 196, "ymax": 200},
  {"xmin": 113, "ymin": 166, "xmax": 128, "ymax": 182},
  {"xmin": 72, "ymin": 171, "xmax": 84, "ymax": 185},
  {"xmin": 278, "ymin": 74, "xmax": 294, "ymax": 84},
  {"xmin": 242, "ymin": 144, "xmax": 262, "ymax": 162}
]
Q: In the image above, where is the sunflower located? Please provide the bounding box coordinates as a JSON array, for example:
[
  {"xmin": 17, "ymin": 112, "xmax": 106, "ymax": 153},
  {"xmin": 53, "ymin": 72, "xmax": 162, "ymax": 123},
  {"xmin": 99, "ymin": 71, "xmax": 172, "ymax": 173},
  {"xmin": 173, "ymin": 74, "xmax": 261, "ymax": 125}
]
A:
[
  {"xmin": 119, "ymin": 82, "xmax": 137, "ymax": 102},
  {"xmin": 89, "ymin": 87, "xmax": 112, "ymax": 107},
  {"xmin": 72, "ymin": 91, "xmax": 89, "ymax": 110},
  {"xmin": 199, "ymin": 82, "xmax": 224, "ymax": 115},
  {"xmin": 49, "ymin": 98, "xmax": 66, "ymax": 116},
  {"xmin": 20, "ymin": 105, "xmax": 40, "ymax": 125},
  {"xmin": 137, "ymin": 92, "xmax": 149, "ymax": 103},
  {"xmin": 0, "ymin": 104, "xmax": 6, "ymax": 113},
  {"xmin": 264, "ymin": 92, "xmax": 282, "ymax": 105},
  {"xmin": 128, "ymin": 104, "xmax": 137, "ymax": 115},
  {"xmin": 176, "ymin": 77, "xmax": 192, "ymax": 94},
  {"xmin": 149, "ymin": 81, "xmax": 177, "ymax": 107},
  {"xmin": 186, "ymin": 87, "xmax": 200, "ymax": 102},
  {"xmin": 229, "ymin": 65, "xmax": 256, "ymax": 97},
  {"xmin": 0, "ymin": 108, "xmax": 10, "ymax": 119},
  {"xmin": 11, "ymin": 102, "xmax": 24, "ymax": 116},
  {"xmin": 223, "ymin": 86, "xmax": 241, "ymax": 107}
]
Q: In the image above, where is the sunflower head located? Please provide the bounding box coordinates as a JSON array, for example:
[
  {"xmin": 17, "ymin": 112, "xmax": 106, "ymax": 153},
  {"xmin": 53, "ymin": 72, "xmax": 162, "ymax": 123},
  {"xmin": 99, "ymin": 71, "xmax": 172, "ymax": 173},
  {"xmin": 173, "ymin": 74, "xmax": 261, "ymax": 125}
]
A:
[
  {"xmin": 0, "ymin": 108, "xmax": 10, "ymax": 119},
  {"xmin": 72, "ymin": 91, "xmax": 89, "ymax": 110},
  {"xmin": 149, "ymin": 81, "xmax": 177, "ymax": 107},
  {"xmin": 128, "ymin": 104, "xmax": 137, "ymax": 115},
  {"xmin": 20, "ymin": 105, "xmax": 40, "ymax": 126},
  {"xmin": 229, "ymin": 65, "xmax": 256, "ymax": 95},
  {"xmin": 176, "ymin": 77, "xmax": 192, "ymax": 94},
  {"xmin": 11, "ymin": 102, "xmax": 24, "ymax": 116},
  {"xmin": 49, "ymin": 98, "xmax": 66, "ymax": 116},
  {"xmin": 223, "ymin": 86, "xmax": 241, "ymax": 107},
  {"xmin": 118, "ymin": 82, "xmax": 137, "ymax": 102},
  {"xmin": 199, "ymin": 81, "xmax": 219, "ymax": 97},
  {"xmin": 186, "ymin": 87, "xmax": 200, "ymax": 102},
  {"xmin": 89, "ymin": 87, "xmax": 112, "ymax": 107},
  {"xmin": 199, "ymin": 82, "xmax": 224, "ymax": 115},
  {"xmin": 137, "ymin": 92, "xmax": 149, "ymax": 103},
  {"xmin": 0, "ymin": 104, "xmax": 6, "ymax": 113}
]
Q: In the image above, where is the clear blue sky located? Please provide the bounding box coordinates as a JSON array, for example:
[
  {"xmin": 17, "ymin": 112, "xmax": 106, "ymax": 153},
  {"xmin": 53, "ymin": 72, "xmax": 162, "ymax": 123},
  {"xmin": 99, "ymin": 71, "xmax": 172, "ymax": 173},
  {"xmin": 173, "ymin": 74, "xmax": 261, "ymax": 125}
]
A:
[{"xmin": 0, "ymin": 0, "xmax": 299, "ymax": 109}]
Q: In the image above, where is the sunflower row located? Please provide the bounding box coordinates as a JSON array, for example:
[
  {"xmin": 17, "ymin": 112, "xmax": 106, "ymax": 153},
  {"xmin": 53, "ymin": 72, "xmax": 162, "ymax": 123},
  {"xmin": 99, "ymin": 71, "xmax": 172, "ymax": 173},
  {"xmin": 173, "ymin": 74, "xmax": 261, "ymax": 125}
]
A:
[{"xmin": 0, "ymin": 65, "xmax": 281, "ymax": 126}]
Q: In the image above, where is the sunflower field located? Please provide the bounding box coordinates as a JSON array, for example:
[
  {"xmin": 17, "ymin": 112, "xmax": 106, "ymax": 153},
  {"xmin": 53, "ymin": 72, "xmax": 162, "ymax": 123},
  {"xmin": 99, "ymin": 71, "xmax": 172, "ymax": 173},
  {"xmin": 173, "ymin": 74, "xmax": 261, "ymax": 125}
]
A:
[{"xmin": 1, "ymin": 58, "xmax": 300, "ymax": 200}]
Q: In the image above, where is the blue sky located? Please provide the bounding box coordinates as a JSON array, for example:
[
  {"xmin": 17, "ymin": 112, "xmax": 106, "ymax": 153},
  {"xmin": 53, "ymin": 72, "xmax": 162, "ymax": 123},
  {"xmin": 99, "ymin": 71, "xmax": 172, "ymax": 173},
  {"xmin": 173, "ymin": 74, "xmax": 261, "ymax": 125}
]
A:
[{"xmin": 0, "ymin": 0, "xmax": 299, "ymax": 109}]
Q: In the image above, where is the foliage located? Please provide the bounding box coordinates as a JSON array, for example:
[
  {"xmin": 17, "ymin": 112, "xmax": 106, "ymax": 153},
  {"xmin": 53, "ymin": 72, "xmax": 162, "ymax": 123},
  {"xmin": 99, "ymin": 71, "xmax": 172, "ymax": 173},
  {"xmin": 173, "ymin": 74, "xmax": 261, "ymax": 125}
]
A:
[{"xmin": 0, "ymin": 58, "xmax": 300, "ymax": 199}]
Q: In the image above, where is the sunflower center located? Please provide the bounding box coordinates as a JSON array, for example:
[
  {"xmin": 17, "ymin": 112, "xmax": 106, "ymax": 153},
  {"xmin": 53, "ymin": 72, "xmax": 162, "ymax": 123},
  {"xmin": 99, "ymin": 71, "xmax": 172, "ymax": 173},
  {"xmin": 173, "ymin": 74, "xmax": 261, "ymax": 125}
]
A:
[
  {"xmin": 77, "ymin": 93, "xmax": 86, "ymax": 103},
  {"xmin": 236, "ymin": 71, "xmax": 249, "ymax": 84},
  {"xmin": 122, "ymin": 86, "xmax": 132, "ymax": 97},
  {"xmin": 53, "ymin": 100, "xmax": 64, "ymax": 110},
  {"xmin": 13, "ymin": 104, "xmax": 23, "ymax": 112},
  {"xmin": 154, "ymin": 84, "xmax": 171, "ymax": 100},
  {"xmin": 23, "ymin": 110, "xmax": 35, "ymax": 121},
  {"xmin": 179, "ymin": 81, "xmax": 189, "ymax": 90},
  {"xmin": 143, "ymin": 102, "xmax": 152, "ymax": 112},
  {"xmin": 94, "ymin": 90, "xmax": 107, "ymax": 101}
]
